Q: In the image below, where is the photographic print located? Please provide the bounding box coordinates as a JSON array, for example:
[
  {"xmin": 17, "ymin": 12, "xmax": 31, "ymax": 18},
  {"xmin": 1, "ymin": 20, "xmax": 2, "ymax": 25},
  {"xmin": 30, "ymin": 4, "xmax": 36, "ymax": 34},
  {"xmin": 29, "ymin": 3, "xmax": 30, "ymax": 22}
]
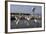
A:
[{"xmin": 5, "ymin": 1, "xmax": 45, "ymax": 33}]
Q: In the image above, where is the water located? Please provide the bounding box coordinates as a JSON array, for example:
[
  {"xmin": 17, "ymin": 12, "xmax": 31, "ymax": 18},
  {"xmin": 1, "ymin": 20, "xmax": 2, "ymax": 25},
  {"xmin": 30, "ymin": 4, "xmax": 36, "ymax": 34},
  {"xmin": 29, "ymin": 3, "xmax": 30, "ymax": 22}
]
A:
[{"xmin": 11, "ymin": 19, "xmax": 42, "ymax": 29}]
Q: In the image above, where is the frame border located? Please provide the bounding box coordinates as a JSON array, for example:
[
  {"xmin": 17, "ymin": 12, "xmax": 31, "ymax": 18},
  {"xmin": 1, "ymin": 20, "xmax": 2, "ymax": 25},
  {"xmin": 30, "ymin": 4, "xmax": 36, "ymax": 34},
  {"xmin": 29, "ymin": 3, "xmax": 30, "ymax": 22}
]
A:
[{"xmin": 5, "ymin": 1, "xmax": 45, "ymax": 33}]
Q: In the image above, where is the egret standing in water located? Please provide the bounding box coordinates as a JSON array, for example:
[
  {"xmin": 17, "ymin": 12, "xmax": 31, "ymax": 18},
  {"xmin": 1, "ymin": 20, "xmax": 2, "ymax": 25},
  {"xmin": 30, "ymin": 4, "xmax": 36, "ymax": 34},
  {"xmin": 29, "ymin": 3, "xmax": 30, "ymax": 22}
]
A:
[{"xmin": 32, "ymin": 7, "xmax": 38, "ymax": 23}]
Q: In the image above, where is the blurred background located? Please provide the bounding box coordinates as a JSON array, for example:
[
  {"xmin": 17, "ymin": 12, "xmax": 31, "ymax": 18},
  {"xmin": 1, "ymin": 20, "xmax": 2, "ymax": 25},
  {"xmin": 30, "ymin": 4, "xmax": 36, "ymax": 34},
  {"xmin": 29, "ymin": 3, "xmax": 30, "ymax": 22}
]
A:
[{"xmin": 10, "ymin": 5, "xmax": 42, "ymax": 29}]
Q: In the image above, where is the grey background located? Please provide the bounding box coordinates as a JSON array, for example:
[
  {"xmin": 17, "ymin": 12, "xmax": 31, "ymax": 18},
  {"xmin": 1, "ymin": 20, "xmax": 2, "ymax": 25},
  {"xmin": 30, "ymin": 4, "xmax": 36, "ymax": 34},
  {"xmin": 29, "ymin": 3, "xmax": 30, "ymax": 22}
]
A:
[{"xmin": 10, "ymin": 4, "xmax": 42, "ymax": 15}]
